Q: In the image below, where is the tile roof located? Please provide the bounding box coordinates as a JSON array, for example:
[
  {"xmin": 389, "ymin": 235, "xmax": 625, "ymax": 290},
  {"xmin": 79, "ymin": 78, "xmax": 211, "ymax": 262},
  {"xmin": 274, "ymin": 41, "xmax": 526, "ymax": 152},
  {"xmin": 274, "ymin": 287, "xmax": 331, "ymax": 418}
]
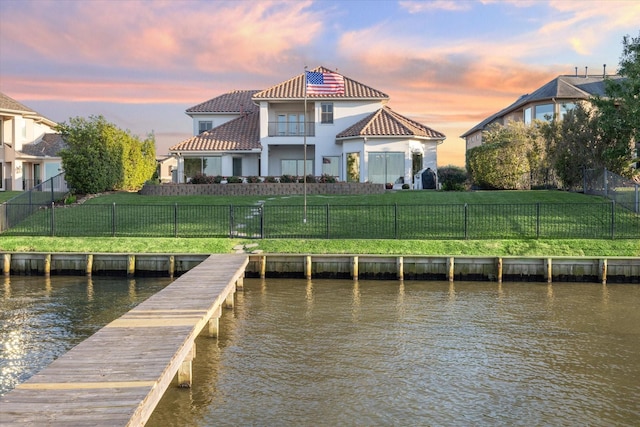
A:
[
  {"xmin": 337, "ymin": 106, "xmax": 445, "ymax": 140},
  {"xmin": 19, "ymin": 133, "xmax": 66, "ymax": 157},
  {"xmin": 461, "ymin": 74, "xmax": 624, "ymax": 137},
  {"xmin": 0, "ymin": 92, "xmax": 37, "ymax": 114},
  {"xmin": 253, "ymin": 66, "xmax": 389, "ymax": 100},
  {"xmin": 170, "ymin": 111, "xmax": 261, "ymax": 152},
  {"xmin": 186, "ymin": 90, "xmax": 260, "ymax": 113}
]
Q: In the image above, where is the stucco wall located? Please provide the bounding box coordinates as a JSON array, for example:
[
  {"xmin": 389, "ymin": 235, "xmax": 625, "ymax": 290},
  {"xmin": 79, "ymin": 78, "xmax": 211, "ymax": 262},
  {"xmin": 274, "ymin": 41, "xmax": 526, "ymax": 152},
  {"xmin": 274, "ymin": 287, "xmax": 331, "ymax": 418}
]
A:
[{"xmin": 139, "ymin": 182, "xmax": 386, "ymax": 196}]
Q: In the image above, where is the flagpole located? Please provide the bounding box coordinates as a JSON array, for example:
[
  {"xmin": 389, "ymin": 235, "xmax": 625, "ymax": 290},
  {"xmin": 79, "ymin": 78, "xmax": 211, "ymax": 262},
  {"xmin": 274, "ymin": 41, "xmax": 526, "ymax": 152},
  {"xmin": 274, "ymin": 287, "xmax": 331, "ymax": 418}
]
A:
[{"xmin": 303, "ymin": 67, "xmax": 308, "ymax": 224}]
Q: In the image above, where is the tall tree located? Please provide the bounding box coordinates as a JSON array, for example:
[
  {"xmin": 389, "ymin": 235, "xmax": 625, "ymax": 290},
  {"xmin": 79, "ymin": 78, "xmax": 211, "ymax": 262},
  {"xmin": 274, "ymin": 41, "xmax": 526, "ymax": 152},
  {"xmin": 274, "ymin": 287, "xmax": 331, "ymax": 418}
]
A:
[
  {"xmin": 58, "ymin": 116, "xmax": 156, "ymax": 194},
  {"xmin": 591, "ymin": 32, "xmax": 640, "ymax": 179}
]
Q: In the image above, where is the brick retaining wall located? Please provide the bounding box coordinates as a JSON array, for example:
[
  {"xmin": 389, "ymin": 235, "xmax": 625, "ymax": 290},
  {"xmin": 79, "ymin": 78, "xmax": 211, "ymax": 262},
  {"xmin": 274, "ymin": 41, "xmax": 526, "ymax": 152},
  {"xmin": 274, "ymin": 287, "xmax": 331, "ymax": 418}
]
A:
[{"xmin": 139, "ymin": 182, "xmax": 387, "ymax": 196}]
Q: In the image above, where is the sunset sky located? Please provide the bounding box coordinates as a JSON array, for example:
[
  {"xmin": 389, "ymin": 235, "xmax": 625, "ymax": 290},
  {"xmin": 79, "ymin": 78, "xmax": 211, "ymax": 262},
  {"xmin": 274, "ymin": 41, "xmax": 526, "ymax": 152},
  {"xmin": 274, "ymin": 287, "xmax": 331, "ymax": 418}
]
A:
[{"xmin": 1, "ymin": 0, "xmax": 638, "ymax": 167}]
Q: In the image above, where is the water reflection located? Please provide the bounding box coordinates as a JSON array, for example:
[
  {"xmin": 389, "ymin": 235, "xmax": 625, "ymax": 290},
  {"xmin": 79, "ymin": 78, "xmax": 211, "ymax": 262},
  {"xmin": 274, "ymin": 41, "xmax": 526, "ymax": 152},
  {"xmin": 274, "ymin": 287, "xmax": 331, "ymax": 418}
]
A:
[
  {"xmin": 0, "ymin": 275, "xmax": 172, "ymax": 395},
  {"xmin": 148, "ymin": 279, "xmax": 640, "ymax": 427}
]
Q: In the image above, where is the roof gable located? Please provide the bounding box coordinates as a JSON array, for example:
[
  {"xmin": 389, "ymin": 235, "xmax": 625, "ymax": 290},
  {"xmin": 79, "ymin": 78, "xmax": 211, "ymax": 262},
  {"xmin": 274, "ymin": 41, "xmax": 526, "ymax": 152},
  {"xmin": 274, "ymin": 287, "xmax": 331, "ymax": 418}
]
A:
[
  {"xmin": 337, "ymin": 106, "xmax": 445, "ymax": 139},
  {"xmin": 20, "ymin": 133, "xmax": 66, "ymax": 157},
  {"xmin": 0, "ymin": 92, "xmax": 36, "ymax": 114},
  {"xmin": 461, "ymin": 74, "xmax": 624, "ymax": 138},
  {"xmin": 253, "ymin": 66, "xmax": 389, "ymax": 100},
  {"xmin": 170, "ymin": 111, "xmax": 260, "ymax": 152},
  {"xmin": 186, "ymin": 90, "xmax": 260, "ymax": 114}
]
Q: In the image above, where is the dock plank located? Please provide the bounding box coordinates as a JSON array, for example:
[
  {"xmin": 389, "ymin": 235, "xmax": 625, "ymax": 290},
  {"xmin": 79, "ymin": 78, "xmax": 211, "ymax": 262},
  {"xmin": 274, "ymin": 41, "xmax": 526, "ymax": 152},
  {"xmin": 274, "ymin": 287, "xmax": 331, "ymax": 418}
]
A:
[{"xmin": 0, "ymin": 254, "xmax": 248, "ymax": 427}]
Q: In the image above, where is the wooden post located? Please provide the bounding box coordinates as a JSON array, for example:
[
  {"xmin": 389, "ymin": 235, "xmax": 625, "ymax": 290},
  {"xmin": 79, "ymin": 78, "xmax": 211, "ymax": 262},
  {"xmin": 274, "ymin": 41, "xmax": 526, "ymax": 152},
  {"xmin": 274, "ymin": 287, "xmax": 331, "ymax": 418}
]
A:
[
  {"xmin": 168, "ymin": 255, "xmax": 175, "ymax": 277},
  {"xmin": 86, "ymin": 254, "xmax": 93, "ymax": 276},
  {"xmin": 497, "ymin": 257, "xmax": 503, "ymax": 283},
  {"xmin": 236, "ymin": 275, "xmax": 244, "ymax": 291},
  {"xmin": 207, "ymin": 306, "xmax": 222, "ymax": 338},
  {"xmin": 177, "ymin": 343, "xmax": 196, "ymax": 388},
  {"xmin": 600, "ymin": 258, "xmax": 608, "ymax": 285},
  {"xmin": 224, "ymin": 285, "xmax": 235, "ymax": 308},
  {"xmin": 545, "ymin": 258, "xmax": 552, "ymax": 283},
  {"xmin": 352, "ymin": 256, "xmax": 359, "ymax": 281},
  {"xmin": 127, "ymin": 255, "xmax": 135, "ymax": 277},
  {"xmin": 447, "ymin": 257, "xmax": 455, "ymax": 282},
  {"xmin": 305, "ymin": 255, "xmax": 312, "ymax": 280},
  {"xmin": 260, "ymin": 255, "xmax": 266, "ymax": 278},
  {"xmin": 44, "ymin": 254, "xmax": 51, "ymax": 276},
  {"xmin": 397, "ymin": 256, "xmax": 404, "ymax": 281},
  {"xmin": 3, "ymin": 254, "xmax": 10, "ymax": 276}
]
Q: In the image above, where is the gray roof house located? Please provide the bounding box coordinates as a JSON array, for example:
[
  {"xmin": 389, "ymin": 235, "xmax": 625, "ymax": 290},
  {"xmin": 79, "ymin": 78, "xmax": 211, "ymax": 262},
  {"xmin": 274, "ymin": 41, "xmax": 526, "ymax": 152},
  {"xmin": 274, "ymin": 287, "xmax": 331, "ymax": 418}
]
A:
[
  {"xmin": 0, "ymin": 92, "xmax": 64, "ymax": 191},
  {"xmin": 461, "ymin": 71, "xmax": 624, "ymax": 151},
  {"xmin": 170, "ymin": 67, "xmax": 446, "ymax": 188}
]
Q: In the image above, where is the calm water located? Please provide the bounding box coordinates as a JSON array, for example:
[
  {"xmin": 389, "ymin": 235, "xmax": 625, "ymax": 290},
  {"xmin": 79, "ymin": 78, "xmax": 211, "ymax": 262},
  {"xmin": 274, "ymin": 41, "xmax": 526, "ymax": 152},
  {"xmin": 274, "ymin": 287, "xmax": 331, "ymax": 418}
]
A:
[
  {"xmin": 0, "ymin": 275, "xmax": 173, "ymax": 395},
  {"xmin": 2, "ymin": 277, "xmax": 639, "ymax": 426},
  {"xmin": 148, "ymin": 279, "xmax": 640, "ymax": 427}
]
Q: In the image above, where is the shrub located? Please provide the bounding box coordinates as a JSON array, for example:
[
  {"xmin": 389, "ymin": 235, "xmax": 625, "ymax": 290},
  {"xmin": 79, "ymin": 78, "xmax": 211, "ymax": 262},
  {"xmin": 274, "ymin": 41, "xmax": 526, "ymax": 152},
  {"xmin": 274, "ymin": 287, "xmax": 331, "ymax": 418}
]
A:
[
  {"xmin": 212, "ymin": 175, "xmax": 224, "ymax": 184},
  {"xmin": 318, "ymin": 174, "xmax": 337, "ymax": 183},
  {"xmin": 305, "ymin": 174, "xmax": 316, "ymax": 183},
  {"xmin": 385, "ymin": 183, "xmax": 393, "ymax": 189},
  {"xmin": 280, "ymin": 174, "xmax": 297, "ymax": 183},
  {"xmin": 190, "ymin": 173, "xmax": 216, "ymax": 184},
  {"xmin": 226, "ymin": 176, "xmax": 243, "ymax": 183},
  {"xmin": 438, "ymin": 165, "xmax": 468, "ymax": 191},
  {"xmin": 246, "ymin": 175, "xmax": 261, "ymax": 183},
  {"xmin": 263, "ymin": 176, "xmax": 278, "ymax": 183}
]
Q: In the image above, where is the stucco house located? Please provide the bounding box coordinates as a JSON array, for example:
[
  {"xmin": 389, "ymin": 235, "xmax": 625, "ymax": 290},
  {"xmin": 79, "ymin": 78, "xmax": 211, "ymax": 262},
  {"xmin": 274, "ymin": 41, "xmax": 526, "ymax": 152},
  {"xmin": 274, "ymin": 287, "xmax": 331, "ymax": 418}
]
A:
[
  {"xmin": 0, "ymin": 92, "xmax": 65, "ymax": 191},
  {"xmin": 461, "ymin": 69, "xmax": 624, "ymax": 151},
  {"xmin": 169, "ymin": 67, "xmax": 446, "ymax": 188}
]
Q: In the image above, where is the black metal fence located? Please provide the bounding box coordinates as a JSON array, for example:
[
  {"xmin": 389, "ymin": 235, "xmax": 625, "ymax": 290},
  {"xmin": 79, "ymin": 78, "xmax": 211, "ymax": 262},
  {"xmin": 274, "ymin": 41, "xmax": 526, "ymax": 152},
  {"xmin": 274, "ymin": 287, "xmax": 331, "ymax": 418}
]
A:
[
  {"xmin": 0, "ymin": 173, "xmax": 68, "ymax": 232},
  {"xmin": 584, "ymin": 168, "xmax": 639, "ymax": 213},
  {"xmin": 2, "ymin": 201, "xmax": 638, "ymax": 239}
]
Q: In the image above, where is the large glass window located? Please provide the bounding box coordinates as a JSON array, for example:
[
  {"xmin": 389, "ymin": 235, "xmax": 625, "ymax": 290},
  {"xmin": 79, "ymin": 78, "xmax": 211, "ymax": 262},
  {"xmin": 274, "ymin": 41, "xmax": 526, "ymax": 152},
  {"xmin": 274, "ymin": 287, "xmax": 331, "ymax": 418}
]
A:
[
  {"xmin": 347, "ymin": 152, "xmax": 360, "ymax": 182},
  {"xmin": 321, "ymin": 103, "xmax": 334, "ymax": 124},
  {"xmin": 559, "ymin": 103, "xmax": 576, "ymax": 119},
  {"xmin": 367, "ymin": 152, "xmax": 404, "ymax": 184},
  {"xmin": 184, "ymin": 156, "xmax": 222, "ymax": 181},
  {"xmin": 535, "ymin": 104, "xmax": 554, "ymax": 121},
  {"xmin": 321, "ymin": 156, "xmax": 340, "ymax": 177},
  {"xmin": 198, "ymin": 121, "xmax": 213, "ymax": 134},
  {"xmin": 281, "ymin": 159, "xmax": 313, "ymax": 176}
]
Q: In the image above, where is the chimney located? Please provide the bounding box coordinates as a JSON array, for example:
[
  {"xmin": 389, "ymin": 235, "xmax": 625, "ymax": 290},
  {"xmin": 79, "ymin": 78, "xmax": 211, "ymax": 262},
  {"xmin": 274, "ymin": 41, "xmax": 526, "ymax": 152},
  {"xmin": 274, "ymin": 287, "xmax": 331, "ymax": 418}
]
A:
[
  {"xmin": 585, "ymin": 66, "xmax": 588, "ymax": 78},
  {"xmin": 603, "ymin": 64, "xmax": 607, "ymax": 77}
]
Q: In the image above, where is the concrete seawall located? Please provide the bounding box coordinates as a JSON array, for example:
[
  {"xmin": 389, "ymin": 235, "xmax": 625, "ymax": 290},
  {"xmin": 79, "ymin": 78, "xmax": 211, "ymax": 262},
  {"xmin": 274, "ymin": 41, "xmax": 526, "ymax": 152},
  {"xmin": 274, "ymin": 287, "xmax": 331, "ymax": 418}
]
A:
[{"xmin": 2, "ymin": 252, "xmax": 639, "ymax": 284}]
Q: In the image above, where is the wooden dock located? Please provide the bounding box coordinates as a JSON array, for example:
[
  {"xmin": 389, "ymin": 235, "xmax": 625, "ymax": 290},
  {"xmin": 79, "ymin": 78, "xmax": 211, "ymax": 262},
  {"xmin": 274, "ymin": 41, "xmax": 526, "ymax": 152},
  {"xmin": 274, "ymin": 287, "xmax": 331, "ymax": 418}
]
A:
[{"xmin": 0, "ymin": 253, "xmax": 248, "ymax": 426}]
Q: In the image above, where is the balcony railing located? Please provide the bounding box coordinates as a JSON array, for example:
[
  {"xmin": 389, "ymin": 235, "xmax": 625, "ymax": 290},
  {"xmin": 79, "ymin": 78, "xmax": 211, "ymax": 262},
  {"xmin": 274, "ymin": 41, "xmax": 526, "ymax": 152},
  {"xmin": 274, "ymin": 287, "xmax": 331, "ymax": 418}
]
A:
[{"xmin": 268, "ymin": 121, "xmax": 315, "ymax": 137}]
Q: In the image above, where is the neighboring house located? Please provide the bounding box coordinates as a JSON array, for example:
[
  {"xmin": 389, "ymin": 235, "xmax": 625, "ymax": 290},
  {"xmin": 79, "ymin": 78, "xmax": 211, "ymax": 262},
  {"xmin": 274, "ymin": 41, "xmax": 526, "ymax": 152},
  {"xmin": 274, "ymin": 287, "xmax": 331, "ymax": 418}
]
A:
[
  {"xmin": 462, "ymin": 70, "xmax": 624, "ymax": 151},
  {"xmin": 170, "ymin": 67, "xmax": 446, "ymax": 187},
  {"xmin": 156, "ymin": 155, "xmax": 177, "ymax": 183},
  {"xmin": 0, "ymin": 92, "xmax": 64, "ymax": 191}
]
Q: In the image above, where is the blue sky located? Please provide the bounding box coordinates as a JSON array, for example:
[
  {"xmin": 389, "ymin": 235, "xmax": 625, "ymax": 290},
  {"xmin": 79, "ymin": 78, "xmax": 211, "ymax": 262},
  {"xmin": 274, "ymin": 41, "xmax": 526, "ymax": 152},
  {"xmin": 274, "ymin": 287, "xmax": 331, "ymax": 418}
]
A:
[{"xmin": 1, "ymin": 0, "xmax": 638, "ymax": 166}]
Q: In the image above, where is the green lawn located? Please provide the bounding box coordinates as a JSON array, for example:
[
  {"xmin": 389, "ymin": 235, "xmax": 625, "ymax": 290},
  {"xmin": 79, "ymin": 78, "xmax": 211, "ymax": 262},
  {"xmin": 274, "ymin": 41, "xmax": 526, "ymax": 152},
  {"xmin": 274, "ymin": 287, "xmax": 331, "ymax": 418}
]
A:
[{"xmin": 1, "ymin": 190, "xmax": 638, "ymax": 256}]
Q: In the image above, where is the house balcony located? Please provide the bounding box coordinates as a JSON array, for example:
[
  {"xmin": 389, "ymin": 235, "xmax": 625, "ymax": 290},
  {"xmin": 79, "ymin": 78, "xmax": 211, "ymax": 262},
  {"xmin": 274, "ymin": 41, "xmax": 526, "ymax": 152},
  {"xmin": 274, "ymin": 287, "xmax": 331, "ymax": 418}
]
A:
[{"xmin": 268, "ymin": 121, "xmax": 315, "ymax": 137}]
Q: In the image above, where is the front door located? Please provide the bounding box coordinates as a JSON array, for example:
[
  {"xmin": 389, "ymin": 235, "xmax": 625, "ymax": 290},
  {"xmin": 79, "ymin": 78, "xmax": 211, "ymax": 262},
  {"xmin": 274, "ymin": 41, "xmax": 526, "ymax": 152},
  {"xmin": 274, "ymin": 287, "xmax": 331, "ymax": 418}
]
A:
[{"xmin": 232, "ymin": 158, "xmax": 242, "ymax": 177}]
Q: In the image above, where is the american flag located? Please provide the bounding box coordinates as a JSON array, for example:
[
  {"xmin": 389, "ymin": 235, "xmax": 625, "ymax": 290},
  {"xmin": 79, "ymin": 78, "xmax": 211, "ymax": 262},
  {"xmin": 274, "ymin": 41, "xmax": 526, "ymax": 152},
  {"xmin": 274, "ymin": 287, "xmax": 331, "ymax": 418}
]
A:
[{"xmin": 305, "ymin": 71, "xmax": 345, "ymax": 95}]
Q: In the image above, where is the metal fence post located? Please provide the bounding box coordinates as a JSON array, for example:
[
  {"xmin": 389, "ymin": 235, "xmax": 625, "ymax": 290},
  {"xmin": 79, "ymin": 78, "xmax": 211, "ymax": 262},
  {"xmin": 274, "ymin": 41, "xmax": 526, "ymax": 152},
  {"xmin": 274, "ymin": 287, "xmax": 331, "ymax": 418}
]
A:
[
  {"xmin": 112, "ymin": 202, "xmax": 116, "ymax": 237},
  {"xmin": 610, "ymin": 199, "xmax": 615, "ymax": 240},
  {"xmin": 229, "ymin": 204, "xmax": 234, "ymax": 238},
  {"xmin": 464, "ymin": 203, "xmax": 468, "ymax": 239},
  {"xmin": 174, "ymin": 203, "xmax": 178, "ymax": 238},
  {"xmin": 635, "ymin": 184, "xmax": 639, "ymax": 214},
  {"xmin": 260, "ymin": 204, "xmax": 264, "ymax": 239},
  {"xmin": 50, "ymin": 202, "xmax": 55, "ymax": 237},
  {"xmin": 536, "ymin": 202, "xmax": 540, "ymax": 238},
  {"xmin": 394, "ymin": 203, "xmax": 398, "ymax": 239},
  {"xmin": 604, "ymin": 168, "xmax": 608, "ymax": 197},
  {"xmin": 326, "ymin": 204, "xmax": 330, "ymax": 239}
]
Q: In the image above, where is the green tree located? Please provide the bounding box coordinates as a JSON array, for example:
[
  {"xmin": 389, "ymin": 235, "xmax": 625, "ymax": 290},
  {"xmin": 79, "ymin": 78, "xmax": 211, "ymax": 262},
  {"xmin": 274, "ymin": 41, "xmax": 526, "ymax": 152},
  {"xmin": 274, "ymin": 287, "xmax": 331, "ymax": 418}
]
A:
[
  {"xmin": 58, "ymin": 116, "xmax": 156, "ymax": 194},
  {"xmin": 591, "ymin": 32, "xmax": 640, "ymax": 179},
  {"xmin": 467, "ymin": 122, "xmax": 537, "ymax": 189}
]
